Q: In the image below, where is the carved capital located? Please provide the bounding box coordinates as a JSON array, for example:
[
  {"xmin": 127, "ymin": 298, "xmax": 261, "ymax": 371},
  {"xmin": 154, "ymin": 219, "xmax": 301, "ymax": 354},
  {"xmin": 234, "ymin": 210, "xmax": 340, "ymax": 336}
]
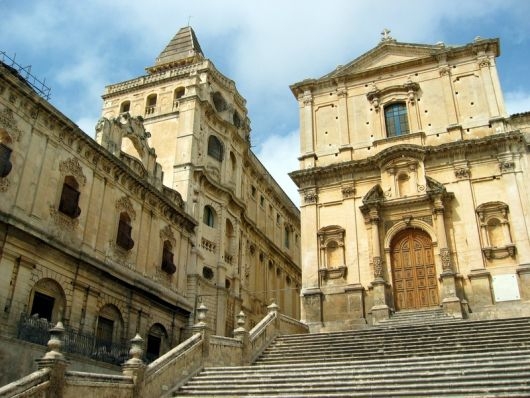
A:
[
  {"xmin": 341, "ymin": 185, "xmax": 355, "ymax": 198},
  {"xmin": 439, "ymin": 65, "xmax": 451, "ymax": 76},
  {"xmin": 373, "ymin": 256, "xmax": 383, "ymax": 279},
  {"xmin": 499, "ymin": 161, "xmax": 515, "ymax": 173},
  {"xmin": 454, "ymin": 167, "xmax": 470, "ymax": 179},
  {"xmin": 440, "ymin": 248, "xmax": 452, "ymax": 272},
  {"xmin": 304, "ymin": 189, "xmax": 318, "ymax": 204}
]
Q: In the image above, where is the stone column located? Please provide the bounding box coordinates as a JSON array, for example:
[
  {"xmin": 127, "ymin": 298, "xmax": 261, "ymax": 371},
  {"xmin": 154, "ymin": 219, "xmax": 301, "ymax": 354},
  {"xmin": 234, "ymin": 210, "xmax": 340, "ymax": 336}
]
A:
[
  {"xmin": 36, "ymin": 322, "xmax": 68, "ymax": 398},
  {"xmin": 368, "ymin": 207, "xmax": 390, "ymax": 323},
  {"xmin": 300, "ymin": 90, "xmax": 315, "ymax": 155},
  {"xmin": 434, "ymin": 197, "xmax": 462, "ymax": 318}
]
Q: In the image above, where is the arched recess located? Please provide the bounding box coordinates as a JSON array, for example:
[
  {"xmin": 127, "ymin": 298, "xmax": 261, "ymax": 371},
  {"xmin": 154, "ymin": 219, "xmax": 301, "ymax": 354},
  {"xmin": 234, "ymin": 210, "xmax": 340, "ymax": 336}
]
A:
[
  {"xmin": 95, "ymin": 304, "xmax": 124, "ymax": 350},
  {"xmin": 29, "ymin": 278, "xmax": 67, "ymax": 323},
  {"xmin": 146, "ymin": 323, "xmax": 169, "ymax": 362},
  {"xmin": 389, "ymin": 228, "xmax": 439, "ymax": 310}
]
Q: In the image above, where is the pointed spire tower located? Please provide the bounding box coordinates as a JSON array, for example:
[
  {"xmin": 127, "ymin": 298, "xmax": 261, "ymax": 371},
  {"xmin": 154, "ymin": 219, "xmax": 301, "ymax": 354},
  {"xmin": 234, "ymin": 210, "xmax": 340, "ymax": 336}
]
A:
[{"xmin": 147, "ymin": 26, "xmax": 204, "ymax": 73}]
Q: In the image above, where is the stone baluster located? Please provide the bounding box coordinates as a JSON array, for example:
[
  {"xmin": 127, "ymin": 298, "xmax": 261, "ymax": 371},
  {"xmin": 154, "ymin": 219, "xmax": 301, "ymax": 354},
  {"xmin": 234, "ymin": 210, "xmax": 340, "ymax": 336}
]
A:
[
  {"xmin": 233, "ymin": 311, "xmax": 249, "ymax": 365},
  {"xmin": 36, "ymin": 322, "xmax": 68, "ymax": 398},
  {"xmin": 122, "ymin": 334, "xmax": 146, "ymax": 398}
]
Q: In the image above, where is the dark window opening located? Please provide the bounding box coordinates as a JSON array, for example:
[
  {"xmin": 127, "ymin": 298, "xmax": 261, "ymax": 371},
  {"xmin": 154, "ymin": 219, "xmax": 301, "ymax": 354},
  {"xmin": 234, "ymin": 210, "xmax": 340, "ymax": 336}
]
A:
[
  {"xmin": 120, "ymin": 101, "xmax": 130, "ymax": 113},
  {"xmin": 58, "ymin": 176, "xmax": 81, "ymax": 218},
  {"xmin": 146, "ymin": 334, "xmax": 161, "ymax": 362},
  {"xmin": 96, "ymin": 316, "xmax": 114, "ymax": 351},
  {"xmin": 116, "ymin": 212, "xmax": 134, "ymax": 250},
  {"xmin": 30, "ymin": 291, "xmax": 55, "ymax": 322},
  {"xmin": 203, "ymin": 206, "xmax": 215, "ymax": 227},
  {"xmin": 202, "ymin": 266, "xmax": 214, "ymax": 280},
  {"xmin": 207, "ymin": 135, "xmax": 223, "ymax": 161},
  {"xmin": 212, "ymin": 91, "xmax": 227, "ymax": 112},
  {"xmin": 385, "ymin": 103, "xmax": 410, "ymax": 137},
  {"xmin": 161, "ymin": 241, "xmax": 176, "ymax": 274},
  {"xmin": 0, "ymin": 143, "xmax": 13, "ymax": 178}
]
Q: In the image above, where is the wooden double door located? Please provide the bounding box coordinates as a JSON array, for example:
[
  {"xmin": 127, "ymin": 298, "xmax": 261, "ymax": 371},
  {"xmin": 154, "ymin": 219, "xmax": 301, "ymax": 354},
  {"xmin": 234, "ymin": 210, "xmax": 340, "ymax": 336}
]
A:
[{"xmin": 391, "ymin": 229, "xmax": 439, "ymax": 310}]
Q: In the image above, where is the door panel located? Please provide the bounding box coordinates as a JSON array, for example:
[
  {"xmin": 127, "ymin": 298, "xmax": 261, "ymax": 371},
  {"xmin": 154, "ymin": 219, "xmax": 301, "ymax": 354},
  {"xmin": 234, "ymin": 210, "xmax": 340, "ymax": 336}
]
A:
[{"xmin": 391, "ymin": 229, "xmax": 439, "ymax": 310}]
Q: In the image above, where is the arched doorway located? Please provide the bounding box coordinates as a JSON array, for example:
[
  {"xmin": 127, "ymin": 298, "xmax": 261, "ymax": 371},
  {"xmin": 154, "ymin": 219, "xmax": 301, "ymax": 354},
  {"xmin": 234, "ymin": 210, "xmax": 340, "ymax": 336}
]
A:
[{"xmin": 391, "ymin": 228, "xmax": 439, "ymax": 310}]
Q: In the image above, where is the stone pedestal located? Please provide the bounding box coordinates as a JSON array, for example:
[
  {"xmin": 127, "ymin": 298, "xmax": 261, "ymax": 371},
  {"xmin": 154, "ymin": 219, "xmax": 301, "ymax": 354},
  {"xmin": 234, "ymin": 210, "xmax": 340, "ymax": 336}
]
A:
[
  {"xmin": 370, "ymin": 279, "xmax": 390, "ymax": 323},
  {"xmin": 301, "ymin": 287, "xmax": 323, "ymax": 331},
  {"xmin": 468, "ymin": 269, "xmax": 493, "ymax": 308},
  {"xmin": 517, "ymin": 264, "xmax": 530, "ymax": 301},
  {"xmin": 440, "ymin": 270, "xmax": 463, "ymax": 318}
]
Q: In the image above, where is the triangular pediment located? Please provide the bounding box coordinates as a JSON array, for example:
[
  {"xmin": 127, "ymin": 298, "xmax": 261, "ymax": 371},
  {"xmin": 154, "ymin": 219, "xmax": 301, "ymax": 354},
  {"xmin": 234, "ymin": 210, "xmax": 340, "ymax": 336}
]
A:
[{"xmin": 324, "ymin": 42, "xmax": 444, "ymax": 79}]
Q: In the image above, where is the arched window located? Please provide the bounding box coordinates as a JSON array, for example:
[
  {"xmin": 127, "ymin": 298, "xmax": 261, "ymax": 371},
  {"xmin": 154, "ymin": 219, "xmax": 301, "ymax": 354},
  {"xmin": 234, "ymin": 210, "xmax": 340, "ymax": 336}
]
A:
[
  {"xmin": 174, "ymin": 87, "xmax": 185, "ymax": 99},
  {"xmin": 161, "ymin": 240, "xmax": 176, "ymax": 274},
  {"xmin": 284, "ymin": 226, "xmax": 291, "ymax": 249},
  {"xmin": 29, "ymin": 278, "xmax": 66, "ymax": 323},
  {"xmin": 95, "ymin": 304, "xmax": 123, "ymax": 352},
  {"xmin": 146, "ymin": 323, "xmax": 168, "ymax": 362},
  {"xmin": 203, "ymin": 205, "xmax": 216, "ymax": 227},
  {"xmin": 207, "ymin": 135, "xmax": 223, "ymax": 161},
  {"xmin": 116, "ymin": 212, "xmax": 134, "ymax": 250},
  {"xmin": 145, "ymin": 94, "xmax": 157, "ymax": 115},
  {"xmin": 385, "ymin": 102, "xmax": 409, "ymax": 137},
  {"xmin": 59, "ymin": 176, "xmax": 81, "ymax": 218},
  {"xmin": 120, "ymin": 101, "xmax": 131, "ymax": 113},
  {"xmin": 211, "ymin": 91, "xmax": 227, "ymax": 112}
]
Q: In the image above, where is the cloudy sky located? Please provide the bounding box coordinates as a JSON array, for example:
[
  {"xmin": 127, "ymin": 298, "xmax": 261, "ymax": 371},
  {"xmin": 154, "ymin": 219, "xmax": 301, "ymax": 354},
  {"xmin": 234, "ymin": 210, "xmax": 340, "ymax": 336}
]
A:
[{"xmin": 1, "ymin": 0, "xmax": 530, "ymax": 205}]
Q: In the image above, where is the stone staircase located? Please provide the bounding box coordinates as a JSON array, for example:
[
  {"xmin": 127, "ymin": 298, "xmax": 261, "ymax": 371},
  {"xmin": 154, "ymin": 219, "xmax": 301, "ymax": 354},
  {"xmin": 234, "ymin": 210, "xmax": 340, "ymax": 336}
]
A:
[{"xmin": 174, "ymin": 314, "xmax": 530, "ymax": 397}]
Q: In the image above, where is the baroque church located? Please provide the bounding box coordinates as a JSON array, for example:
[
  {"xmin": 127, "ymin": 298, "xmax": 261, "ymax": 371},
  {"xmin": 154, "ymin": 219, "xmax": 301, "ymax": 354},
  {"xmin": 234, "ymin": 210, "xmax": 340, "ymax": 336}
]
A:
[
  {"xmin": 0, "ymin": 26, "xmax": 300, "ymax": 385},
  {"xmin": 290, "ymin": 31, "xmax": 530, "ymax": 332},
  {"xmin": 1, "ymin": 25, "xmax": 530, "ymax": 396}
]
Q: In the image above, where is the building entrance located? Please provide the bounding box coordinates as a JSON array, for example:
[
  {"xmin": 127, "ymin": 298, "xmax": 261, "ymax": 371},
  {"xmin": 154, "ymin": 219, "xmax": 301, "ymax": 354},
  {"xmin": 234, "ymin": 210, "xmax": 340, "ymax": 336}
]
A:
[{"xmin": 391, "ymin": 229, "xmax": 439, "ymax": 310}]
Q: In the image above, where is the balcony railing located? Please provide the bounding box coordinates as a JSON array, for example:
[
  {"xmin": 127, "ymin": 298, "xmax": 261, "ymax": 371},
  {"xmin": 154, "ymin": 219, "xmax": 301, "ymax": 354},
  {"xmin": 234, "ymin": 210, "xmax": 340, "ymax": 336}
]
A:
[{"xmin": 17, "ymin": 314, "xmax": 129, "ymax": 366}]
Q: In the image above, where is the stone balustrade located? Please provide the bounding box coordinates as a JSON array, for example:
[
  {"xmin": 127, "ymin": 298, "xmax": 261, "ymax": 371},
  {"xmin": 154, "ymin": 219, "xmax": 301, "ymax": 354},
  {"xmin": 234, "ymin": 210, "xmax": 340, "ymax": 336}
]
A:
[{"xmin": 0, "ymin": 302, "xmax": 308, "ymax": 398}]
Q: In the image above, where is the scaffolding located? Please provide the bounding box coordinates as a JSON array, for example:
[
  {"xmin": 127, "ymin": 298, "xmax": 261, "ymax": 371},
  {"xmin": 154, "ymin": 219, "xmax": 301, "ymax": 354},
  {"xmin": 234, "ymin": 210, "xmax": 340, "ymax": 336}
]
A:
[{"xmin": 0, "ymin": 51, "xmax": 51, "ymax": 100}]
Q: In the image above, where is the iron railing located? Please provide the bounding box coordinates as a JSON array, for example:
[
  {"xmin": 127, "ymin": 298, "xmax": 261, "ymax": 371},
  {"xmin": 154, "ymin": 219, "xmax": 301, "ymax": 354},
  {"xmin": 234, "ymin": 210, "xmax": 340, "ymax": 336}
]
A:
[{"xmin": 17, "ymin": 314, "xmax": 129, "ymax": 365}]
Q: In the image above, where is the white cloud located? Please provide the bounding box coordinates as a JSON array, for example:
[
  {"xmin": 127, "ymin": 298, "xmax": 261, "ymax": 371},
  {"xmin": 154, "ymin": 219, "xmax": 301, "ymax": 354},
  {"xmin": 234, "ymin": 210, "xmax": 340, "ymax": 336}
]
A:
[
  {"xmin": 505, "ymin": 91, "xmax": 530, "ymax": 115},
  {"xmin": 255, "ymin": 130, "xmax": 300, "ymax": 207}
]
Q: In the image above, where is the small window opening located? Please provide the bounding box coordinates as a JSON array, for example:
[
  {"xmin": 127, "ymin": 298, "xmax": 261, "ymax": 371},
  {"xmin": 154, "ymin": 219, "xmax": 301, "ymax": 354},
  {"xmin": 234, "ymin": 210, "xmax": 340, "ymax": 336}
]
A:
[
  {"xmin": 116, "ymin": 212, "xmax": 134, "ymax": 250},
  {"xmin": 58, "ymin": 176, "xmax": 81, "ymax": 218},
  {"xmin": 0, "ymin": 143, "xmax": 13, "ymax": 178},
  {"xmin": 161, "ymin": 240, "xmax": 176, "ymax": 274}
]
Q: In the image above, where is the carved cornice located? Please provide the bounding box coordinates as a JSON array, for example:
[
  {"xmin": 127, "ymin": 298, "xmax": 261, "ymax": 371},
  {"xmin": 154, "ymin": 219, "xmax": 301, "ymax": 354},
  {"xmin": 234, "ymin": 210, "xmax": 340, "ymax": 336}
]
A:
[
  {"xmin": 290, "ymin": 131, "xmax": 525, "ymax": 189},
  {"xmin": 59, "ymin": 157, "xmax": 87, "ymax": 185},
  {"xmin": 0, "ymin": 107, "xmax": 22, "ymax": 142},
  {"xmin": 116, "ymin": 196, "xmax": 136, "ymax": 220}
]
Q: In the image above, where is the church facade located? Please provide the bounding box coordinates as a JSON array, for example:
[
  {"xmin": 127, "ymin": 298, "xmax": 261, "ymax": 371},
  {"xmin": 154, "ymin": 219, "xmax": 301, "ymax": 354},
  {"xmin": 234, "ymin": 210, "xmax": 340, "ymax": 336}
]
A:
[{"xmin": 290, "ymin": 32, "xmax": 530, "ymax": 332}]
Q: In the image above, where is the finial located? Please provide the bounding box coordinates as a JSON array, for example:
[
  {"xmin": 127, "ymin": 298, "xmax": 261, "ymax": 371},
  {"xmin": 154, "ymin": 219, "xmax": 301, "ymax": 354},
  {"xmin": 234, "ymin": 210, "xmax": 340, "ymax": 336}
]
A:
[{"xmin": 381, "ymin": 28, "xmax": 393, "ymax": 42}]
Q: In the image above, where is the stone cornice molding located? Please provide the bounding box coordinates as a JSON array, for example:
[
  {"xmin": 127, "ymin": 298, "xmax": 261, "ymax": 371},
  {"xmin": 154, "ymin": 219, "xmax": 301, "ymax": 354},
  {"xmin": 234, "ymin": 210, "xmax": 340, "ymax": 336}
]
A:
[
  {"xmin": 0, "ymin": 62, "xmax": 197, "ymax": 234},
  {"xmin": 290, "ymin": 131, "xmax": 525, "ymax": 189}
]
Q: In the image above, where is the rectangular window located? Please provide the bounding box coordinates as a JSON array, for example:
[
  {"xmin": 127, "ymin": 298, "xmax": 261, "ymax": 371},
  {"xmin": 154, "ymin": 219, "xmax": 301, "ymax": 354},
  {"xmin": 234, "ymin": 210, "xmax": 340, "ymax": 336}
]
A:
[{"xmin": 385, "ymin": 103, "xmax": 410, "ymax": 137}]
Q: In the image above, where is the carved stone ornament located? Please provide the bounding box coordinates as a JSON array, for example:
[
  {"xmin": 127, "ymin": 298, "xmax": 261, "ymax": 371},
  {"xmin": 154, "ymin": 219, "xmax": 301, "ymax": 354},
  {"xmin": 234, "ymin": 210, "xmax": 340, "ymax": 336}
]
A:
[
  {"xmin": 482, "ymin": 244, "xmax": 516, "ymax": 260},
  {"xmin": 341, "ymin": 185, "xmax": 355, "ymax": 198},
  {"xmin": 440, "ymin": 248, "xmax": 452, "ymax": 271},
  {"xmin": 0, "ymin": 107, "xmax": 22, "ymax": 142},
  {"xmin": 115, "ymin": 196, "xmax": 136, "ymax": 220},
  {"xmin": 477, "ymin": 56, "xmax": 491, "ymax": 68},
  {"xmin": 454, "ymin": 167, "xmax": 470, "ymax": 179},
  {"xmin": 304, "ymin": 189, "xmax": 318, "ymax": 204},
  {"xmin": 319, "ymin": 266, "xmax": 347, "ymax": 281},
  {"xmin": 499, "ymin": 161, "xmax": 515, "ymax": 173},
  {"xmin": 59, "ymin": 157, "xmax": 87, "ymax": 185},
  {"xmin": 302, "ymin": 90, "xmax": 312, "ymax": 106},
  {"xmin": 439, "ymin": 65, "xmax": 451, "ymax": 76},
  {"xmin": 0, "ymin": 177, "xmax": 9, "ymax": 192},
  {"xmin": 373, "ymin": 256, "xmax": 383, "ymax": 279},
  {"xmin": 49, "ymin": 206, "xmax": 79, "ymax": 231},
  {"xmin": 160, "ymin": 225, "xmax": 176, "ymax": 246}
]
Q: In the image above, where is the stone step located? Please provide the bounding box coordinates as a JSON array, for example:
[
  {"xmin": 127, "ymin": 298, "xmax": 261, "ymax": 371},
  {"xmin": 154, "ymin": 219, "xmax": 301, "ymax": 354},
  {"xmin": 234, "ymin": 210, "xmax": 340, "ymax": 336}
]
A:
[
  {"xmin": 266, "ymin": 329, "xmax": 530, "ymax": 350},
  {"xmin": 174, "ymin": 318, "xmax": 530, "ymax": 397},
  {"xmin": 177, "ymin": 378, "xmax": 530, "ymax": 397},
  {"xmin": 193, "ymin": 359, "xmax": 530, "ymax": 381},
  {"xmin": 204, "ymin": 350, "xmax": 530, "ymax": 374},
  {"xmin": 276, "ymin": 318, "xmax": 530, "ymax": 342},
  {"xmin": 259, "ymin": 336, "xmax": 530, "ymax": 357}
]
